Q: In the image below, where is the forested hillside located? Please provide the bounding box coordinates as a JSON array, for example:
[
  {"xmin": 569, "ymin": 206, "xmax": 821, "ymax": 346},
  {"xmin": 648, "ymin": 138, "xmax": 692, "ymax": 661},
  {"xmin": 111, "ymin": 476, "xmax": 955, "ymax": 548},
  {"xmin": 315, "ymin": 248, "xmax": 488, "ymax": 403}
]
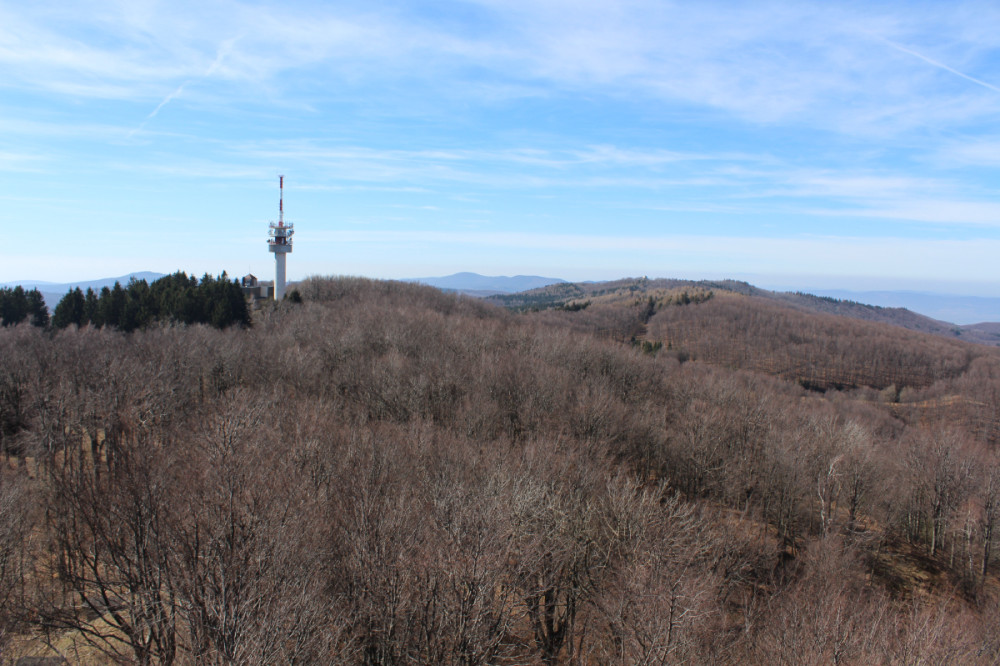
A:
[
  {"xmin": 3, "ymin": 277, "xmax": 1000, "ymax": 663},
  {"xmin": 489, "ymin": 277, "xmax": 1000, "ymax": 346}
]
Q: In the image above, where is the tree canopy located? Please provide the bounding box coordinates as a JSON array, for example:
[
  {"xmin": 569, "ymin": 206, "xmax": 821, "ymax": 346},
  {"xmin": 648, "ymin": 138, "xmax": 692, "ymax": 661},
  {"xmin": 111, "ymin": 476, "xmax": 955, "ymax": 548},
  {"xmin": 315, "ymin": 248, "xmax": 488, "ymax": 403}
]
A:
[
  {"xmin": 0, "ymin": 286, "xmax": 49, "ymax": 328},
  {"xmin": 52, "ymin": 272, "xmax": 250, "ymax": 331}
]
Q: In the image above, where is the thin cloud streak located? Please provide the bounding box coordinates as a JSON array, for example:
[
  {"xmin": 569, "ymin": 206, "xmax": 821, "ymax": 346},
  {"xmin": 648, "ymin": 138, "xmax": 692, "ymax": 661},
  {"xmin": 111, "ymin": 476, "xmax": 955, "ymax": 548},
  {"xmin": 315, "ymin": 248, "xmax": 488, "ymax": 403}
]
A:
[
  {"xmin": 880, "ymin": 38, "xmax": 1000, "ymax": 95},
  {"xmin": 129, "ymin": 35, "xmax": 242, "ymax": 138},
  {"xmin": 305, "ymin": 229, "xmax": 1000, "ymax": 283},
  {"xmin": 107, "ymin": 138, "xmax": 1000, "ymax": 228},
  {"xmin": 313, "ymin": 229, "xmax": 998, "ymax": 254},
  {"xmin": 3, "ymin": 3, "xmax": 998, "ymax": 133}
]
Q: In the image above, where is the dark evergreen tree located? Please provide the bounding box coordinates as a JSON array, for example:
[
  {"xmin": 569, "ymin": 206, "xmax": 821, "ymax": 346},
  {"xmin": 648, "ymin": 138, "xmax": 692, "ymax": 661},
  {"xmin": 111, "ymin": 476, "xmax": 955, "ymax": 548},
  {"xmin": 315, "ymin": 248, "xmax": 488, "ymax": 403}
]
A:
[
  {"xmin": 52, "ymin": 287, "xmax": 86, "ymax": 329},
  {"xmin": 96, "ymin": 286, "xmax": 113, "ymax": 327},
  {"xmin": 210, "ymin": 298, "xmax": 233, "ymax": 329},
  {"xmin": 51, "ymin": 272, "xmax": 250, "ymax": 332},
  {"xmin": 26, "ymin": 288, "xmax": 49, "ymax": 328},
  {"xmin": 0, "ymin": 286, "xmax": 29, "ymax": 326},
  {"xmin": 220, "ymin": 273, "xmax": 250, "ymax": 328},
  {"xmin": 121, "ymin": 278, "xmax": 154, "ymax": 332},
  {"xmin": 107, "ymin": 282, "xmax": 127, "ymax": 329},
  {"xmin": 83, "ymin": 288, "xmax": 101, "ymax": 328},
  {"xmin": 151, "ymin": 271, "xmax": 201, "ymax": 324}
]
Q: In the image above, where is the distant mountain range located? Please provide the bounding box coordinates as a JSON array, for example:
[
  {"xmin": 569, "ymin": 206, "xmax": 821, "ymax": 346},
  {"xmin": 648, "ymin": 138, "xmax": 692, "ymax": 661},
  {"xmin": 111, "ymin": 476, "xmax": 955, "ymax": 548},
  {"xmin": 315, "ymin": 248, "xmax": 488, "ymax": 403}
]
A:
[
  {"xmin": 406, "ymin": 272, "xmax": 566, "ymax": 296},
  {"xmin": 408, "ymin": 274, "xmax": 997, "ymax": 326},
  {"xmin": 4, "ymin": 271, "xmax": 997, "ymax": 327},
  {"xmin": 810, "ymin": 290, "xmax": 1000, "ymax": 327},
  {"xmin": 1, "ymin": 272, "xmax": 167, "ymax": 307}
]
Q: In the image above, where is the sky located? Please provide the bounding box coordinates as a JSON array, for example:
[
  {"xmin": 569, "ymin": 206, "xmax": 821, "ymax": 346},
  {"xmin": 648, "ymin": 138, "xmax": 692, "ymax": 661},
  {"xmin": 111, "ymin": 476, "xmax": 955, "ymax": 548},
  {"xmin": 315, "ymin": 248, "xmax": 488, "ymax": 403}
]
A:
[{"xmin": 2, "ymin": 0, "xmax": 1000, "ymax": 295}]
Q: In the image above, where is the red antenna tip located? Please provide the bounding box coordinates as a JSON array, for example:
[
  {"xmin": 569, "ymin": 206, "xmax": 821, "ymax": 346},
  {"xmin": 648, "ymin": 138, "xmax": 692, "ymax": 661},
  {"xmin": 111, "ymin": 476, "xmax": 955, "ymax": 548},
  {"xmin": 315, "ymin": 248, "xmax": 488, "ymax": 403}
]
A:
[{"xmin": 278, "ymin": 175, "xmax": 285, "ymax": 226}]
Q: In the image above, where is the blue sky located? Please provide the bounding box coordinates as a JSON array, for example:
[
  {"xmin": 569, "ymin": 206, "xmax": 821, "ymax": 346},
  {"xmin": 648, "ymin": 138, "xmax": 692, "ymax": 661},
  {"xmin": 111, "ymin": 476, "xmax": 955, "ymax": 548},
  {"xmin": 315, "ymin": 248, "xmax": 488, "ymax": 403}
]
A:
[{"xmin": 3, "ymin": 0, "xmax": 1000, "ymax": 295}]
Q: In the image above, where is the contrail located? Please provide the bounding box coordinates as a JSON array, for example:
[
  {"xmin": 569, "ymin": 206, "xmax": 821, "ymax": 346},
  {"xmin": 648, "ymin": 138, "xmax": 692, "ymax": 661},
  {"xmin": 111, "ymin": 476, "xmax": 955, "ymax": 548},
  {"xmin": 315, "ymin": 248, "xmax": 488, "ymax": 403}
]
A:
[
  {"xmin": 204, "ymin": 36, "xmax": 239, "ymax": 76},
  {"xmin": 145, "ymin": 82, "xmax": 187, "ymax": 121},
  {"xmin": 128, "ymin": 36, "xmax": 241, "ymax": 139},
  {"xmin": 881, "ymin": 38, "xmax": 1000, "ymax": 95}
]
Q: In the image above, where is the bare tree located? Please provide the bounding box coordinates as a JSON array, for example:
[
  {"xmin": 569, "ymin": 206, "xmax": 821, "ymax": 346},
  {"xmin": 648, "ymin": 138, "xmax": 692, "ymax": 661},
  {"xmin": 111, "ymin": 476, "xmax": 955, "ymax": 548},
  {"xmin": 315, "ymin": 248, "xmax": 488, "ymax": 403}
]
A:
[
  {"xmin": 172, "ymin": 390, "xmax": 331, "ymax": 665},
  {"xmin": 905, "ymin": 429, "xmax": 975, "ymax": 558},
  {"xmin": 593, "ymin": 481, "xmax": 720, "ymax": 665},
  {"xmin": 979, "ymin": 458, "xmax": 1000, "ymax": 581},
  {"xmin": 40, "ymin": 425, "xmax": 180, "ymax": 665},
  {"xmin": 506, "ymin": 449, "xmax": 612, "ymax": 665},
  {"xmin": 0, "ymin": 468, "xmax": 34, "ymax": 661},
  {"xmin": 747, "ymin": 536, "xmax": 893, "ymax": 665}
]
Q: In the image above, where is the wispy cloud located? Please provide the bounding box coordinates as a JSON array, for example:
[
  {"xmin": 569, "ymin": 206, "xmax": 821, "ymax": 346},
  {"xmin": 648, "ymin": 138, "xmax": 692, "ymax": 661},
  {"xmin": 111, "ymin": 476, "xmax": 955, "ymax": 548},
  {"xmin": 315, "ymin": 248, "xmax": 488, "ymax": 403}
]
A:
[
  {"xmin": 5, "ymin": 1, "xmax": 1000, "ymax": 135},
  {"xmin": 310, "ymin": 228, "xmax": 1000, "ymax": 281},
  {"xmin": 4, "ymin": 1, "xmax": 1000, "ymax": 287},
  {"xmin": 932, "ymin": 138, "xmax": 1000, "ymax": 167},
  {"xmin": 128, "ymin": 35, "xmax": 242, "ymax": 138},
  {"xmin": 879, "ymin": 37, "xmax": 1000, "ymax": 94},
  {"xmin": 811, "ymin": 199, "xmax": 1000, "ymax": 227},
  {"xmin": 0, "ymin": 151, "xmax": 46, "ymax": 173},
  {"xmin": 103, "ymin": 135, "xmax": 1000, "ymax": 228}
]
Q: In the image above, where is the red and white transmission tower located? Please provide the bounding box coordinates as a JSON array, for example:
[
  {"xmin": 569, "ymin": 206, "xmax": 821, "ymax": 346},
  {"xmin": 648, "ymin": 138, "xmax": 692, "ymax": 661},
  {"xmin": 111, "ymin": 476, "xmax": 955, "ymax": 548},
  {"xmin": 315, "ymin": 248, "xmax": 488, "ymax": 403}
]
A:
[{"xmin": 267, "ymin": 175, "xmax": 294, "ymax": 299}]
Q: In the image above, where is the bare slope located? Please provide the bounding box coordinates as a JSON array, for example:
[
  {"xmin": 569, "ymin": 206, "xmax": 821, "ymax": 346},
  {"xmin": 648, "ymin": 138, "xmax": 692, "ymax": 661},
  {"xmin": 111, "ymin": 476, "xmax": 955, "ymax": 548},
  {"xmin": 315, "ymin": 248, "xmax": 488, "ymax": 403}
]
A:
[{"xmin": 487, "ymin": 277, "xmax": 1000, "ymax": 345}]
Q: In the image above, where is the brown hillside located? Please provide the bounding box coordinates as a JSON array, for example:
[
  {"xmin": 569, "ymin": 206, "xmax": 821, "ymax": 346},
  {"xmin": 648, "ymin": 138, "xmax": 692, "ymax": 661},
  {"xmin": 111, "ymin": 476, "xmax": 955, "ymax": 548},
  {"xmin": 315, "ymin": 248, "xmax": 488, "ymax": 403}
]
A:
[
  {"xmin": 2, "ymin": 277, "xmax": 1000, "ymax": 663},
  {"xmin": 488, "ymin": 277, "xmax": 1000, "ymax": 346}
]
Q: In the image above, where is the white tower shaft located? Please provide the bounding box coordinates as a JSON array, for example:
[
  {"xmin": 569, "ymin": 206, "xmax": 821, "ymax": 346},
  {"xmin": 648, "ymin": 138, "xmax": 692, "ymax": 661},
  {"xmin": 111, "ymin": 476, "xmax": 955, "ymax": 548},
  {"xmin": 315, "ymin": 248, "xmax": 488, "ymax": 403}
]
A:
[{"xmin": 275, "ymin": 252, "xmax": 287, "ymax": 300}]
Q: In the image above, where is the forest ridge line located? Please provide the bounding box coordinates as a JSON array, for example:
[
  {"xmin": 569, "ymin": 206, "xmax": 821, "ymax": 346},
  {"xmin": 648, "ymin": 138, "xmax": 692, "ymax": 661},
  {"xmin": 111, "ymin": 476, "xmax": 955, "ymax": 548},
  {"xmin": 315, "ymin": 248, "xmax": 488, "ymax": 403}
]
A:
[{"xmin": 5, "ymin": 270, "xmax": 998, "ymax": 334}]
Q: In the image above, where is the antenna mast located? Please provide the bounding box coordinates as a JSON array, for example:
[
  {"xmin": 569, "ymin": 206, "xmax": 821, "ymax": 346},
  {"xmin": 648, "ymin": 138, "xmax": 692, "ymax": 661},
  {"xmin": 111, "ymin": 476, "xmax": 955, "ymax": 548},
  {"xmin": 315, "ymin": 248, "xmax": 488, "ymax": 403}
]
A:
[{"xmin": 268, "ymin": 175, "xmax": 294, "ymax": 299}]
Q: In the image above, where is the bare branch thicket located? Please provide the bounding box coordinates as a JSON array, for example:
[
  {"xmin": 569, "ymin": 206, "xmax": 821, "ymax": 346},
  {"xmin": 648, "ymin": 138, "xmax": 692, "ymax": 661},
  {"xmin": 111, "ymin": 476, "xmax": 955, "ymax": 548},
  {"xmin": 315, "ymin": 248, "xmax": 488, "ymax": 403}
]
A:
[
  {"xmin": 506, "ymin": 445, "xmax": 612, "ymax": 666},
  {"xmin": 173, "ymin": 390, "xmax": 333, "ymax": 666},
  {"xmin": 978, "ymin": 458, "xmax": 1000, "ymax": 581},
  {"xmin": 328, "ymin": 428, "xmax": 427, "ymax": 664},
  {"xmin": 900, "ymin": 428, "xmax": 976, "ymax": 559},
  {"xmin": 7, "ymin": 276, "xmax": 1000, "ymax": 663},
  {"xmin": 406, "ymin": 431, "xmax": 522, "ymax": 664},
  {"xmin": 745, "ymin": 536, "xmax": 894, "ymax": 665},
  {"xmin": 40, "ymin": 423, "xmax": 180, "ymax": 666},
  {"xmin": 591, "ymin": 478, "xmax": 722, "ymax": 666},
  {"xmin": 0, "ymin": 468, "xmax": 35, "ymax": 661}
]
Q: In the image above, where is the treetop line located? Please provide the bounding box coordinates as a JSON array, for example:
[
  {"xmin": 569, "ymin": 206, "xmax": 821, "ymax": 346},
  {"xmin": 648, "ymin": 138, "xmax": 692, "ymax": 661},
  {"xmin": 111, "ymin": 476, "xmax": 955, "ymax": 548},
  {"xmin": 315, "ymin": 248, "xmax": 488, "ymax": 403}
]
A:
[{"xmin": 47, "ymin": 271, "xmax": 251, "ymax": 332}]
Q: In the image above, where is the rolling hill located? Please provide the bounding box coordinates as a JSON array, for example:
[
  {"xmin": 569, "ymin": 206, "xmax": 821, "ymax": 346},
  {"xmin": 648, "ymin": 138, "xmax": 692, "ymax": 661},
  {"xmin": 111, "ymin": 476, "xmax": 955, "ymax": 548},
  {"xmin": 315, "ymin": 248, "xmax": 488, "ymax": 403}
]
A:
[
  {"xmin": 486, "ymin": 277, "xmax": 1000, "ymax": 346},
  {"xmin": 406, "ymin": 271, "xmax": 565, "ymax": 295},
  {"xmin": 2, "ymin": 272, "xmax": 167, "ymax": 308},
  {"xmin": 4, "ymin": 275, "xmax": 1000, "ymax": 663}
]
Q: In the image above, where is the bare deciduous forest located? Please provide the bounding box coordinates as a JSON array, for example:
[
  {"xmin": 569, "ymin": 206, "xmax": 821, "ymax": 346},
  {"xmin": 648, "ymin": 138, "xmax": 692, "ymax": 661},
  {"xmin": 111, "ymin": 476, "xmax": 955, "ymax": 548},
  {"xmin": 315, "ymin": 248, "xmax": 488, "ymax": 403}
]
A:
[{"xmin": 3, "ymin": 276, "xmax": 1000, "ymax": 664}]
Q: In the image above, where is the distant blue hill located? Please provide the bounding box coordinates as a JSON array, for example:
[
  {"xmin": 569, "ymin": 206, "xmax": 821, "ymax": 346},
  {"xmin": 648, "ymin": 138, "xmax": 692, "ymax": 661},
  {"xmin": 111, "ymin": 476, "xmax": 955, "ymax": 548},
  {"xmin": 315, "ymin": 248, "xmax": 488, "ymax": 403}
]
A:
[
  {"xmin": 407, "ymin": 272, "xmax": 566, "ymax": 294},
  {"xmin": 2, "ymin": 272, "xmax": 168, "ymax": 307},
  {"xmin": 812, "ymin": 289, "xmax": 1000, "ymax": 326}
]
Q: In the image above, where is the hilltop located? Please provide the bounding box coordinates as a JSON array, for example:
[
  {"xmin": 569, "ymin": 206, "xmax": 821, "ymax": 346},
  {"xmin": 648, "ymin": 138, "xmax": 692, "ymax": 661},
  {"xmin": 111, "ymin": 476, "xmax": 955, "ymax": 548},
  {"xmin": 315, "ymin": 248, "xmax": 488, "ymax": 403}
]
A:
[
  {"xmin": 406, "ymin": 271, "xmax": 565, "ymax": 295},
  {"xmin": 487, "ymin": 276, "xmax": 1000, "ymax": 346}
]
